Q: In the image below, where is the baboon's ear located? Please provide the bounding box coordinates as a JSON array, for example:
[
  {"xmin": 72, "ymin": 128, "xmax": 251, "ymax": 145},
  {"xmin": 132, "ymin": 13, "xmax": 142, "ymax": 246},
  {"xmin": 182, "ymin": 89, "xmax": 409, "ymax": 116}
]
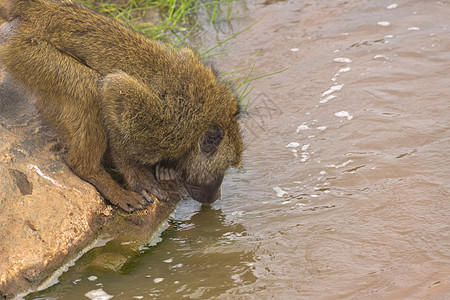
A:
[
  {"xmin": 200, "ymin": 125, "xmax": 224, "ymax": 155},
  {"xmin": 101, "ymin": 71, "xmax": 162, "ymax": 119}
]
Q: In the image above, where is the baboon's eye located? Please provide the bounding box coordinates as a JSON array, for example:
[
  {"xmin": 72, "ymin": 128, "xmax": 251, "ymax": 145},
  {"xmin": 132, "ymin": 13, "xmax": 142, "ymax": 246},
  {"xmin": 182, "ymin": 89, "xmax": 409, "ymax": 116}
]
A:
[{"xmin": 200, "ymin": 125, "xmax": 224, "ymax": 155}]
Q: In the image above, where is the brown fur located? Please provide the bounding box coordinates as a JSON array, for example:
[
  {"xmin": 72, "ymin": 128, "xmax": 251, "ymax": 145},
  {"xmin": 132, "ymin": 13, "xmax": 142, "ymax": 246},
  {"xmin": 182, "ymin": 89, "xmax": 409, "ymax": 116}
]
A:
[
  {"xmin": 0, "ymin": 0, "xmax": 243, "ymax": 212},
  {"xmin": 0, "ymin": 0, "xmax": 12, "ymax": 20}
]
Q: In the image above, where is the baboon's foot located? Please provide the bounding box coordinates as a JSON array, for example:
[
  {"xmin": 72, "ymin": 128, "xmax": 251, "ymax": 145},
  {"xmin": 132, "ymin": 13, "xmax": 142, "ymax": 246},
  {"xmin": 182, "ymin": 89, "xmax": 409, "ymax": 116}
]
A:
[{"xmin": 155, "ymin": 164, "xmax": 180, "ymax": 191}]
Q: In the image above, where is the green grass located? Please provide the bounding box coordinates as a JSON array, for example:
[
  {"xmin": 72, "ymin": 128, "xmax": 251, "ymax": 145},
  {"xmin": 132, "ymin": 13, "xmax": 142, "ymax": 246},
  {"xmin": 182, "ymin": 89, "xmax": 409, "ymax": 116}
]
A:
[
  {"xmin": 81, "ymin": 0, "xmax": 234, "ymax": 40},
  {"xmin": 81, "ymin": 0, "xmax": 287, "ymax": 107}
]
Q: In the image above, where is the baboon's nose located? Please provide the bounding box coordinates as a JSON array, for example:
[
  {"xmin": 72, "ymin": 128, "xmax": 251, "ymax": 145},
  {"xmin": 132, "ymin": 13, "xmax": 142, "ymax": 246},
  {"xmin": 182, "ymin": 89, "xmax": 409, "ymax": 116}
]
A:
[{"xmin": 184, "ymin": 174, "xmax": 224, "ymax": 204}]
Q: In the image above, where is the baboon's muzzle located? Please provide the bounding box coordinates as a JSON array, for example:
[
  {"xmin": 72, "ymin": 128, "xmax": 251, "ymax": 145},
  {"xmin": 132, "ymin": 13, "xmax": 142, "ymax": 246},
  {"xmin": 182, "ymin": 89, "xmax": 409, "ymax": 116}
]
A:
[{"xmin": 184, "ymin": 174, "xmax": 224, "ymax": 204}]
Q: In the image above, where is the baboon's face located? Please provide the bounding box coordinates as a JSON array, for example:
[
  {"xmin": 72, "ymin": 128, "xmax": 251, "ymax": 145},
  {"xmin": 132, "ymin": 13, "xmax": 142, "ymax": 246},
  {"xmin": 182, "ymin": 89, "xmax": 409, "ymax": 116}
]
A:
[{"xmin": 182, "ymin": 124, "xmax": 240, "ymax": 204}]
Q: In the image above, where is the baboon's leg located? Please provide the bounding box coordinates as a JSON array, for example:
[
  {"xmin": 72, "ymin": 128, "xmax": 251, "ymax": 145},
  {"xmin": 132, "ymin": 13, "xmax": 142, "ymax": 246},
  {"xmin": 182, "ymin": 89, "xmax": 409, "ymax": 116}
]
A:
[{"xmin": 64, "ymin": 103, "xmax": 148, "ymax": 212}]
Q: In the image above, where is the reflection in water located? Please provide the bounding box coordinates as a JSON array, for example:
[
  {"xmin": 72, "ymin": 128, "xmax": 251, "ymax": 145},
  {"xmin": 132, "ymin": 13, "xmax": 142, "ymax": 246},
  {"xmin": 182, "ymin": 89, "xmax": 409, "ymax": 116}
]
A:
[
  {"xmin": 28, "ymin": 202, "xmax": 257, "ymax": 299},
  {"xmin": 30, "ymin": 0, "xmax": 450, "ymax": 299}
]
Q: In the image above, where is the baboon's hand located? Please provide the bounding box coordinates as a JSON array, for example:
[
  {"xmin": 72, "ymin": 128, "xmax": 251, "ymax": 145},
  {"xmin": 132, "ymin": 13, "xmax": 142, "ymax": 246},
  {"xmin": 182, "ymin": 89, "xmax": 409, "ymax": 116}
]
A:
[{"xmin": 110, "ymin": 190, "xmax": 149, "ymax": 213}]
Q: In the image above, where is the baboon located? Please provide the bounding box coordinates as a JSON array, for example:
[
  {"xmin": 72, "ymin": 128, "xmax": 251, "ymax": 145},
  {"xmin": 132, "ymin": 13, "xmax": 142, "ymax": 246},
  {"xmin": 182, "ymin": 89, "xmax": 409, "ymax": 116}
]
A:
[{"xmin": 0, "ymin": 0, "xmax": 243, "ymax": 212}]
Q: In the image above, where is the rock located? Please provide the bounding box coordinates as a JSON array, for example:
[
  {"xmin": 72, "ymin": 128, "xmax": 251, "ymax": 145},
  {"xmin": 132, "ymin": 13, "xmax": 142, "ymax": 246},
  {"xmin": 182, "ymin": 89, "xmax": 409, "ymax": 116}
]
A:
[
  {"xmin": 0, "ymin": 68, "xmax": 181, "ymax": 298},
  {"xmin": 91, "ymin": 253, "xmax": 129, "ymax": 272},
  {"xmin": 0, "ymin": 70, "xmax": 107, "ymax": 298}
]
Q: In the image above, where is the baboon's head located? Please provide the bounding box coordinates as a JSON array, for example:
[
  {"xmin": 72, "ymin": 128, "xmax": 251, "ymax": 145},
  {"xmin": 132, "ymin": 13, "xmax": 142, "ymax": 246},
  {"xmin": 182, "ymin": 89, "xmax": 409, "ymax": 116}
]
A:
[
  {"xmin": 164, "ymin": 50, "xmax": 243, "ymax": 204},
  {"xmin": 181, "ymin": 120, "xmax": 242, "ymax": 203}
]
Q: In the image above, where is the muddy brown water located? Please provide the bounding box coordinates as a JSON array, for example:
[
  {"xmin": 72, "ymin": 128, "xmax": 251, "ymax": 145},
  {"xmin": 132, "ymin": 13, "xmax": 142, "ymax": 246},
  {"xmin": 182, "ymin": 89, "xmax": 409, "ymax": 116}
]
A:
[{"xmin": 26, "ymin": 0, "xmax": 450, "ymax": 299}]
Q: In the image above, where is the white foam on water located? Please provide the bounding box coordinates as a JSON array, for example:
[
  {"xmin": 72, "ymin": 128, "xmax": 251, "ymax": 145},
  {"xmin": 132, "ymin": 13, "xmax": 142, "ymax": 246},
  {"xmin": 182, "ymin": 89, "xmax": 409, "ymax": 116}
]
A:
[
  {"xmin": 154, "ymin": 278, "xmax": 164, "ymax": 283},
  {"xmin": 334, "ymin": 111, "xmax": 353, "ymax": 120},
  {"xmin": 387, "ymin": 3, "xmax": 398, "ymax": 9},
  {"xmin": 120, "ymin": 241, "xmax": 133, "ymax": 245},
  {"xmin": 88, "ymin": 276, "xmax": 98, "ymax": 282},
  {"xmin": 296, "ymin": 124, "xmax": 310, "ymax": 132},
  {"xmin": 377, "ymin": 21, "xmax": 391, "ymax": 26},
  {"xmin": 286, "ymin": 142, "xmax": 300, "ymax": 148},
  {"xmin": 407, "ymin": 27, "xmax": 420, "ymax": 31},
  {"xmin": 327, "ymin": 160, "xmax": 354, "ymax": 168},
  {"xmin": 320, "ymin": 94, "xmax": 337, "ymax": 104},
  {"xmin": 332, "ymin": 67, "xmax": 351, "ymax": 82},
  {"xmin": 170, "ymin": 263, "xmax": 183, "ymax": 269},
  {"xmin": 274, "ymin": 187, "xmax": 288, "ymax": 197},
  {"xmin": 84, "ymin": 288, "xmax": 113, "ymax": 300},
  {"xmin": 300, "ymin": 152, "xmax": 310, "ymax": 163},
  {"xmin": 333, "ymin": 57, "xmax": 352, "ymax": 63},
  {"xmin": 321, "ymin": 84, "xmax": 344, "ymax": 97}
]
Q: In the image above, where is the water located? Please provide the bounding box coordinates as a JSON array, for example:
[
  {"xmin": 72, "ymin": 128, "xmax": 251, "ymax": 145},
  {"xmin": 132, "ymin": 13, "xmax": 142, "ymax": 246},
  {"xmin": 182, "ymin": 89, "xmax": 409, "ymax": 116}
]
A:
[{"xmin": 28, "ymin": 0, "xmax": 450, "ymax": 299}]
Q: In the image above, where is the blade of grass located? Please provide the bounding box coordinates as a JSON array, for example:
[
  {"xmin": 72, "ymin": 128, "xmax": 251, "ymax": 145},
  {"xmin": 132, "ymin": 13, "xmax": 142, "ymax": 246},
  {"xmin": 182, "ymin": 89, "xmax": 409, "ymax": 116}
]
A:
[
  {"xmin": 239, "ymin": 67, "xmax": 289, "ymax": 86},
  {"xmin": 236, "ymin": 60, "xmax": 256, "ymax": 99},
  {"xmin": 201, "ymin": 17, "xmax": 263, "ymax": 56},
  {"xmin": 227, "ymin": 1, "xmax": 233, "ymax": 21},
  {"xmin": 211, "ymin": 2, "xmax": 218, "ymax": 22},
  {"xmin": 239, "ymin": 85, "xmax": 255, "ymax": 104},
  {"xmin": 202, "ymin": 50, "xmax": 231, "ymax": 59},
  {"xmin": 244, "ymin": 94, "xmax": 252, "ymax": 110},
  {"xmin": 173, "ymin": 20, "xmax": 199, "ymax": 47}
]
